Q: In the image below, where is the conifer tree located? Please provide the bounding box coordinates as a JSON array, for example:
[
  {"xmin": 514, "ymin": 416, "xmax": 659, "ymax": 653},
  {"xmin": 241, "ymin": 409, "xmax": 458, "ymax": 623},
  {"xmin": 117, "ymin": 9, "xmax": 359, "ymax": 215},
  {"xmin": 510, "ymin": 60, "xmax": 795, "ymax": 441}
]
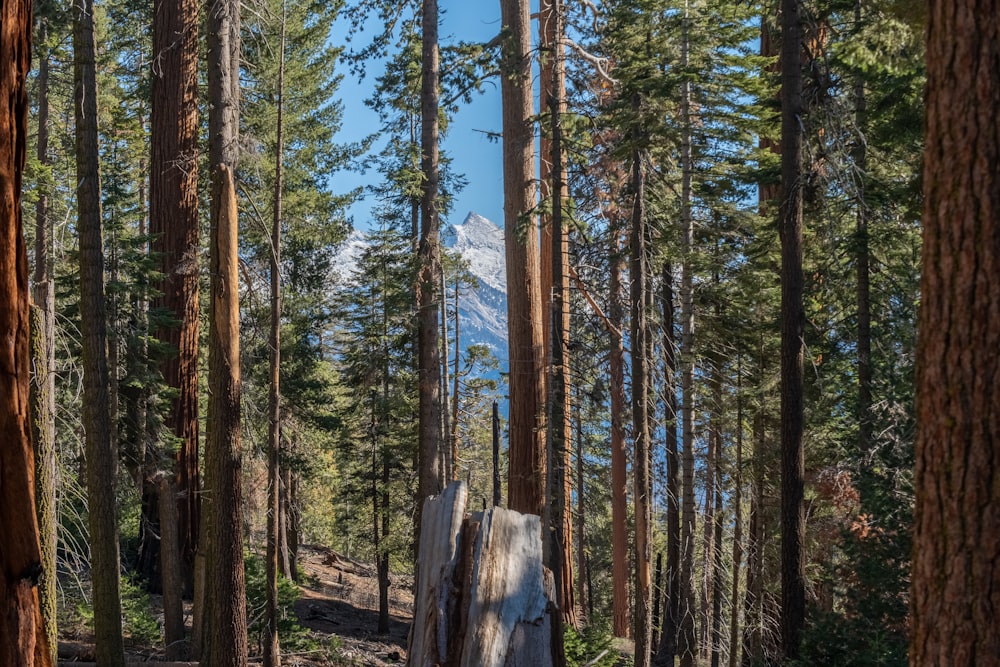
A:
[
  {"xmin": 0, "ymin": 0, "xmax": 53, "ymax": 661},
  {"xmin": 73, "ymin": 0, "xmax": 127, "ymax": 663}
]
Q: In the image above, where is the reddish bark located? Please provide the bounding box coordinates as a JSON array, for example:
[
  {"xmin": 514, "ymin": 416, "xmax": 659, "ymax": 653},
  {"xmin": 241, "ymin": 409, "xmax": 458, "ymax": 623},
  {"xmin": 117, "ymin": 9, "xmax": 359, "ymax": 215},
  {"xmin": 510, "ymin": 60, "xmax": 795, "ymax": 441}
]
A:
[
  {"xmin": 0, "ymin": 2, "xmax": 52, "ymax": 663},
  {"xmin": 912, "ymin": 2, "xmax": 1000, "ymax": 665}
]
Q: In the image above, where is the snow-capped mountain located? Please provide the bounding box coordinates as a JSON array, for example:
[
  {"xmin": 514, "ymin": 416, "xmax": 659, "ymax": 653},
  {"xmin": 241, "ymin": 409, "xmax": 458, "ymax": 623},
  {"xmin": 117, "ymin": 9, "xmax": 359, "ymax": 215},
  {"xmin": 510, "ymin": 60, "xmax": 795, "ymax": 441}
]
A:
[
  {"xmin": 441, "ymin": 212, "xmax": 508, "ymax": 359},
  {"xmin": 333, "ymin": 212, "xmax": 509, "ymax": 363}
]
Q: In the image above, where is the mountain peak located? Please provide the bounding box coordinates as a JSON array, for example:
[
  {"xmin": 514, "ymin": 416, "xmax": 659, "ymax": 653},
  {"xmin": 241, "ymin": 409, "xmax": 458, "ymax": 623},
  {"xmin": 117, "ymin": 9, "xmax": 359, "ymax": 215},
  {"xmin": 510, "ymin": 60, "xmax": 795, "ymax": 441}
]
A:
[{"xmin": 444, "ymin": 212, "xmax": 506, "ymax": 294}]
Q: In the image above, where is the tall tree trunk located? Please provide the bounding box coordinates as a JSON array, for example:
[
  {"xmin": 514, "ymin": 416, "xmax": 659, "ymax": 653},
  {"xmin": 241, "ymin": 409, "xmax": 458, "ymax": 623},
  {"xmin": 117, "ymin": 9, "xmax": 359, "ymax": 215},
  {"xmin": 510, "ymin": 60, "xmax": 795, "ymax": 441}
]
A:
[
  {"xmin": 912, "ymin": 1, "xmax": 1000, "ymax": 664},
  {"xmin": 708, "ymin": 339, "xmax": 725, "ymax": 667},
  {"xmin": 147, "ymin": 0, "xmax": 201, "ymax": 593},
  {"xmin": 541, "ymin": 0, "xmax": 575, "ymax": 631},
  {"xmin": 700, "ymin": 403, "xmax": 717, "ymax": 660},
  {"xmin": 853, "ymin": 0, "xmax": 871, "ymax": 457},
  {"xmin": 440, "ymin": 265, "xmax": 452, "ymax": 481},
  {"xmin": 500, "ymin": 0, "xmax": 545, "ymax": 516},
  {"xmin": 778, "ymin": 0, "xmax": 806, "ymax": 657},
  {"xmin": 203, "ymin": 0, "xmax": 246, "ymax": 661},
  {"xmin": 630, "ymin": 108, "xmax": 653, "ymax": 667},
  {"xmin": 574, "ymin": 397, "xmax": 587, "ymax": 625},
  {"xmin": 417, "ymin": 0, "xmax": 444, "ymax": 543},
  {"xmin": 159, "ymin": 477, "xmax": 185, "ymax": 661},
  {"xmin": 609, "ymin": 217, "xmax": 630, "ymax": 638},
  {"xmin": 728, "ymin": 360, "xmax": 744, "ymax": 667},
  {"xmin": 74, "ymin": 2, "xmax": 127, "ymax": 664},
  {"xmin": 654, "ymin": 259, "xmax": 679, "ymax": 667},
  {"xmin": 0, "ymin": 0, "xmax": 54, "ymax": 659},
  {"xmin": 264, "ymin": 7, "xmax": 286, "ymax": 666},
  {"xmin": 30, "ymin": 10, "xmax": 58, "ymax": 659},
  {"xmin": 678, "ymin": 6, "xmax": 697, "ymax": 664},
  {"xmin": 710, "ymin": 431, "xmax": 724, "ymax": 667},
  {"xmin": 204, "ymin": 163, "xmax": 248, "ymax": 667},
  {"xmin": 741, "ymin": 348, "xmax": 766, "ymax": 667},
  {"xmin": 450, "ymin": 277, "xmax": 461, "ymax": 468}
]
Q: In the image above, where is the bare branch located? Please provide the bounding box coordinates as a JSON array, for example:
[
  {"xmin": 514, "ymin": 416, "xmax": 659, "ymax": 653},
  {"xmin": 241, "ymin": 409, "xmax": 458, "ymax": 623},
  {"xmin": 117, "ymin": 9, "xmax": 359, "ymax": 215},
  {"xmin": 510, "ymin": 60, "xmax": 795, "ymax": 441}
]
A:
[{"xmin": 564, "ymin": 38, "xmax": 616, "ymax": 85}]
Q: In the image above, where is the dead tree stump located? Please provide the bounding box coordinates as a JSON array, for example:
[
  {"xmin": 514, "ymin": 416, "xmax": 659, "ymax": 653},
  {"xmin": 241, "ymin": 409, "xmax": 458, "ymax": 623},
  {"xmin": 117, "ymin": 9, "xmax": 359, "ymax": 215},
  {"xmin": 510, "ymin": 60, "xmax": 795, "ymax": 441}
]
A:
[{"xmin": 408, "ymin": 481, "xmax": 557, "ymax": 667}]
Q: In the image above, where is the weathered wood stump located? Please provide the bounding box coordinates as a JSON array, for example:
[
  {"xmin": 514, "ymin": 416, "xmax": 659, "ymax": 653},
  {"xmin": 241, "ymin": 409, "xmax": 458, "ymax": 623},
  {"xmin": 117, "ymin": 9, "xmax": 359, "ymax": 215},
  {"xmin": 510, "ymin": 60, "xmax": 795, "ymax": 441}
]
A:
[{"xmin": 408, "ymin": 481, "xmax": 557, "ymax": 667}]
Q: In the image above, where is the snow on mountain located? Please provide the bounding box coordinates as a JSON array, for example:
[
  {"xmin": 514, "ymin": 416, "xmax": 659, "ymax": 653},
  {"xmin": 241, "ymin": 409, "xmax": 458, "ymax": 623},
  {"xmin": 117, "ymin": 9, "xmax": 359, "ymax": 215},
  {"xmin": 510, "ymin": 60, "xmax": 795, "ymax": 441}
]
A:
[
  {"xmin": 329, "ymin": 228, "xmax": 368, "ymax": 286},
  {"xmin": 442, "ymin": 212, "xmax": 508, "ymax": 358},
  {"xmin": 442, "ymin": 212, "xmax": 506, "ymax": 293},
  {"xmin": 332, "ymin": 212, "xmax": 509, "ymax": 361}
]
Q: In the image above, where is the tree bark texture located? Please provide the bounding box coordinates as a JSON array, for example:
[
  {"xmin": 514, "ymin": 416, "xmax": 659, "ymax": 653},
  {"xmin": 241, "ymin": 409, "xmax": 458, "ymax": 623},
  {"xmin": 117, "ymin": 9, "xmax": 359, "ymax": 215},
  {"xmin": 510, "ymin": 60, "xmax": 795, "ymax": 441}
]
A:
[
  {"xmin": 264, "ymin": 10, "xmax": 286, "ymax": 667},
  {"xmin": 158, "ymin": 478, "xmax": 186, "ymax": 661},
  {"xmin": 654, "ymin": 259, "xmax": 679, "ymax": 666},
  {"xmin": 678, "ymin": 9, "xmax": 697, "ymax": 662},
  {"xmin": 541, "ymin": 0, "xmax": 575, "ymax": 631},
  {"xmin": 608, "ymin": 220, "xmax": 629, "ymax": 639},
  {"xmin": 408, "ymin": 481, "xmax": 559, "ymax": 667},
  {"xmin": 499, "ymin": 0, "xmax": 546, "ymax": 517},
  {"xmin": 912, "ymin": 1, "xmax": 1000, "ymax": 665},
  {"xmin": 73, "ymin": 1, "xmax": 127, "ymax": 664},
  {"xmin": 30, "ymin": 11, "xmax": 58, "ymax": 656},
  {"xmin": 853, "ymin": 0, "xmax": 872, "ymax": 456},
  {"xmin": 778, "ymin": 0, "xmax": 806, "ymax": 658},
  {"xmin": 204, "ymin": 163, "xmax": 248, "ymax": 667},
  {"xmin": 202, "ymin": 0, "xmax": 246, "ymax": 661},
  {"xmin": 149, "ymin": 0, "xmax": 202, "ymax": 589},
  {"xmin": 630, "ymin": 125, "xmax": 653, "ymax": 667},
  {"xmin": 417, "ymin": 0, "xmax": 444, "ymax": 547},
  {"xmin": 0, "ymin": 1, "xmax": 53, "ymax": 661},
  {"xmin": 728, "ymin": 370, "xmax": 744, "ymax": 667}
]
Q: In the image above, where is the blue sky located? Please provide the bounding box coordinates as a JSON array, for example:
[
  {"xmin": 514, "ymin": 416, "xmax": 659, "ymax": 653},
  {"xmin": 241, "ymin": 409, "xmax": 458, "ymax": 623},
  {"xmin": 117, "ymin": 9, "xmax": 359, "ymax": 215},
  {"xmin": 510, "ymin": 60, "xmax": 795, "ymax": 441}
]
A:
[{"xmin": 331, "ymin": 2, "xmax": 514, "ymax": 232}]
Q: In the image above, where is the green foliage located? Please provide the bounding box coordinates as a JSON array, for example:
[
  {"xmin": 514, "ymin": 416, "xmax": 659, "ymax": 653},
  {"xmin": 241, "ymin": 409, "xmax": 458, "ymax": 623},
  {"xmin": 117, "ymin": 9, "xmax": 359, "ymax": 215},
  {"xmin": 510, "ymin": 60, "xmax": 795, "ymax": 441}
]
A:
[
  {"xmin": 73, "ymin": 575, "xmax": 160, "ymax": 647},
  {"xmin": 564, "ymin": 623, "xmax": 618, "ymax": 667},
  {"xmin": 244, "ymin": 552, "xmax": 320, "ymax": 654}
]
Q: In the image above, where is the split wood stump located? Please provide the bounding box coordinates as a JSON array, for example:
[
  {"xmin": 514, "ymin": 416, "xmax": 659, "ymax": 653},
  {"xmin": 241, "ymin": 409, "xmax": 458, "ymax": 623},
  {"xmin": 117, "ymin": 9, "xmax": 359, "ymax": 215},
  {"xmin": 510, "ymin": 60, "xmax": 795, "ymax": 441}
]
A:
[{"xmin": 408, "ymin": 481, "xmax": 558, "ymax": 667}]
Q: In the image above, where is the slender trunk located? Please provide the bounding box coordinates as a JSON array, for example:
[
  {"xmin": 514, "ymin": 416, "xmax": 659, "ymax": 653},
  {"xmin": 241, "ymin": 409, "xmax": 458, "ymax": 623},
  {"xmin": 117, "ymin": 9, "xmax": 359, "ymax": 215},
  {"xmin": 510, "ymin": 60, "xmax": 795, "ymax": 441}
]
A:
[
  {"xmin": 492, "ymin": 400, "xmax": 501, "ymax": 507},
  {"xmin": 779, "ymin": 0, "xmax": 806, "ymax": 657},
  {"xmin": 31, "ymin": 13, "xmax": 58, "ymax": 659},
  {"xmin": 450, "ymin": 278, "xmax": 461, "ymax": 469},
  {"xmin": 203, "ymin": 1, "xmax": 246, "ymax": 660},
  {"xmin": 417, "ymin": 0, "xmax": 444, "ymax": 547},
  {"xmin": 655, "ymin": 259, "xmax": 679, "ymax": 666},
  {"xmin": 711, "ymin": 426, "xmax": 725, "ymax": 667},
  {"xmin": 74, "ymin": 2, "xmax": 126, "ymax": 664},
  {"xmin": 264, "ymin": 8, "xmax": 286, "ymax": 666},
  {"xmin": 741, "ymin": 349, "xmax": 766, "ymax": 667},
  {"xmin": 500, "ymin": 0, "xmax": 545, "ymax": 516},
  {"xmin": 543, "ymin": 0, "xmax": 575, "ymax": 632},
  {"xmin": 705, "ymin": 295, "xmax": 723, "ymax": 665},
  {"xmin": 575, "ymin": 400, "xmax": 587, "ymax": 624},
  {"xmin": 631, "ymin": 102, "xmax": 653, "ymax": 667},
  {"xmin": 912, "ymin": 1, "xmax": 1000, "ymax": 663},
  {"xmin": 728, "ymin": 360, "xmax": 744, "ymax": 667},
  {"xmin": 280, "ymin": 465, "xmax": 297, "ymax": 580},
  {"xmin": 609, "ymin": 218, "xmax": 629, "ymax": 638},
  {"xmin": 204, "ymin": 163, "xmax": 248, "ymax": 667},
  {"xmin": 0, "ymin": 0, "xmax": 53, "ymax": 659},
  {"xmin": 159, "ymin": 478, "xmax": 185, "ymax": 661},
  {"xmin": 678, "ymin": 5, "xmax": 697, "ymax": 664},
  {"xmin": 440, "ymin": 264, "xmax": 452, "ymax": 480},
  {"xmin": 853, "ymin": 0, "xmax": 871, "ymax": 457},
  {"xmin": 700, "ymin": 414, "xmax": 717, "ymax": 659}
]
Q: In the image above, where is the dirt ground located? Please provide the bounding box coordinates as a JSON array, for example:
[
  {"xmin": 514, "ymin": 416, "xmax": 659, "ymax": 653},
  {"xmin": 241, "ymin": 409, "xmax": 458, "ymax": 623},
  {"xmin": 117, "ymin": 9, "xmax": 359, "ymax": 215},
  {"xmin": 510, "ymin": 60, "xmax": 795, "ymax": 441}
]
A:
[
  {"xmin": 57, "ymin": 545, "xmax": 413, "ymax": 666},
  {"xmin": 290, "ymin": 545, "xmax": 413, "ymax": 666}
]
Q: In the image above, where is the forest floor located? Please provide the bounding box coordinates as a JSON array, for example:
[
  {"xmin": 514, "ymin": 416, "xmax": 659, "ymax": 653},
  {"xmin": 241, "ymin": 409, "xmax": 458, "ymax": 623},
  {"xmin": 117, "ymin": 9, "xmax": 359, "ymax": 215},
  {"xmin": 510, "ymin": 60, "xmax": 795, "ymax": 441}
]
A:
[
  {"xmin": 289, "ymin": 544, "xmax": 413, "ymax": 666},
  {"xmin": 57, "ymin": 544, "xmax": 413, "ymax": 666}
]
